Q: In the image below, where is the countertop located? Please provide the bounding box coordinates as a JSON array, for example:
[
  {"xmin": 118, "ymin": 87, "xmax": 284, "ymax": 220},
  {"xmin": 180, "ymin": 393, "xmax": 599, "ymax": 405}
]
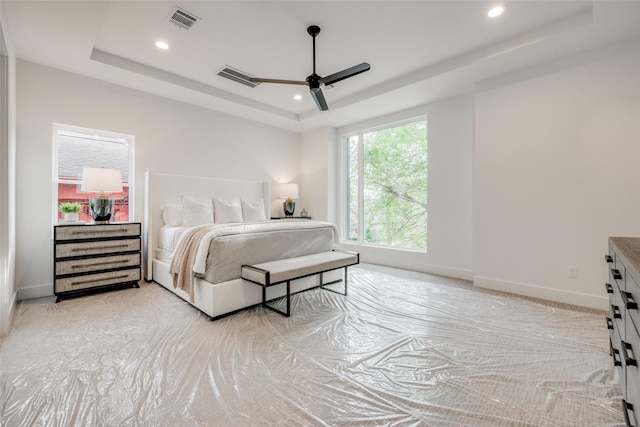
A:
[{"xmin": 609, "ymin": 236, "xmax": 640, "ymax": 286}]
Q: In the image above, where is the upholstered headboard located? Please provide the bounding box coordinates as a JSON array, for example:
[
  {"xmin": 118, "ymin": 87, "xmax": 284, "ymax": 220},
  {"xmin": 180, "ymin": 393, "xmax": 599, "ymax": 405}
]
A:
[{"xmin": 143, "ymin": 171, "xmax": 270, "ymax": 281}]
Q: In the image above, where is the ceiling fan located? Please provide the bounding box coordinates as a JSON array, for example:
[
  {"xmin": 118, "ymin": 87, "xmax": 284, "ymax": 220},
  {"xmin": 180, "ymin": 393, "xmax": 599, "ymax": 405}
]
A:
[{"xmin": 249, "ymin": 25, "xmax": 370, "ymax": 111}]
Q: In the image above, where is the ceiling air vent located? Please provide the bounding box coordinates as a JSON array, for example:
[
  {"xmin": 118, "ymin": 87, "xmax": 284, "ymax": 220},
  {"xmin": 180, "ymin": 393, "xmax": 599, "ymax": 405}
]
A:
[
  {"xmin": 168, "ymin": 6, "xmax": 200, "ymax": 30},
  {"xmin": 217, "ymin": 66, "xmax": 261, "ymax": 88}
]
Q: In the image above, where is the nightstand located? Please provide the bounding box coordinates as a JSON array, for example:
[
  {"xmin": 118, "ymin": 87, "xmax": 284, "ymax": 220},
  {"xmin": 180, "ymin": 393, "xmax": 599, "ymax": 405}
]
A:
[
  {"xmin": 271, "ymin": 216, "xmax": 312, "ymax": 220},
  {"xmin": 53, "ymin": 223, "xmax": 141, "ymax": 302}
]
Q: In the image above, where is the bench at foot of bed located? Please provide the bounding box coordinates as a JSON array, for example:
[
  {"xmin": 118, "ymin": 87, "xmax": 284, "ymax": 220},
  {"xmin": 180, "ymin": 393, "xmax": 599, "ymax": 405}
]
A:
[{"xmin": 241, "ymin": 250, "xmax": 359, "ymax": 317}]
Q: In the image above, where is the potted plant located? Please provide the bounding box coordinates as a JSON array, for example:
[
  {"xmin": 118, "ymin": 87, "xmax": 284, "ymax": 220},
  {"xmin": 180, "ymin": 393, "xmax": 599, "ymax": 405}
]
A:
[{"xmin": 59, "ymin": 202, "xmax": 83, "ymax": 222}]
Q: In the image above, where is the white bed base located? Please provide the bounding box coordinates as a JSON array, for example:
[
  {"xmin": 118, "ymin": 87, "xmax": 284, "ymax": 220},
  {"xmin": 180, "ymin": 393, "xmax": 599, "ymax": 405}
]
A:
[
  {"xmin": 152, "ymin": 258, "xmax": 321, "ymax": 319},
  {"xmin": 143, "ymin": 171, "xmax": 337, "ymax": 319}
]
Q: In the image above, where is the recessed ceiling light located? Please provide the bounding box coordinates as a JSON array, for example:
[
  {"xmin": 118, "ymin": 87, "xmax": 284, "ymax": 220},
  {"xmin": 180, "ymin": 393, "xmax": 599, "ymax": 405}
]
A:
[
  {"xmin": 488, "ymin": 6, "xmax": 504, "ymax": 18},
  {"xmin": 293, "ymin": 94, "xmax": 303, "ymax": 101},
  {"xmin": 155, "ymin": 41, "xmax": 169, "ymax": 50}
]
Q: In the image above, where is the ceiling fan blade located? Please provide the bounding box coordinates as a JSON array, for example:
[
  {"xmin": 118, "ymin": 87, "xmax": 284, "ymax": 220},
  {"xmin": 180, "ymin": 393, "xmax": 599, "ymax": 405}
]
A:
[
  {"xmin": 249, "ymin": 78, "xmax": 306, "ymax": 85},
  {"xmin": 320, "ymin": 62, "xmax": 370, "ymax": 86},
  {"xmin": 310, "ymin": 88, "xmax": 328, "ymax": 111}
]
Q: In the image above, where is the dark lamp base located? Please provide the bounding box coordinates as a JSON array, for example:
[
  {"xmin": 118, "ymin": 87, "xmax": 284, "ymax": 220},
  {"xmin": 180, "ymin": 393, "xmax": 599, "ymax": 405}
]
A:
[
  {"xmin": 283, "ymin": 201, "xmax": 296, "ymax": 217},
  {"xmin": 90, "ymin": 197, "xmax": 114, "ymax": 224}
]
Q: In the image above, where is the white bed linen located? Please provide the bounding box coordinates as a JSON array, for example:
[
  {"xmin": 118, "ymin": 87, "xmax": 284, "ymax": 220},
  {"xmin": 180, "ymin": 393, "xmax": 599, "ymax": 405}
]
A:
[
  {"xmin": 155, "ymin": 248, "xmax": 173, "ymax": 262},
  {"xmin": 157, "ymin": 226, "xmax": 191, "ymax": 252},
  {"xmin": 165, "ymin": 219, "xmax": 339, "ymax": 302},
  {"xmin": 183, "ymin": 220, "xmax": 339, "ymax": 275},
  {"xmin": 201, "ymin": 221, "xmax": 338, "ymax": 283}
]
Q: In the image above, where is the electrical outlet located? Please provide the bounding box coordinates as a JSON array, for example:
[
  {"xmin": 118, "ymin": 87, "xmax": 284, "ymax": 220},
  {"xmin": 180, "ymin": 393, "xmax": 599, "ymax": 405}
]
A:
[{"xmin": 567, "ymin": 266, "xmax": 579, "ymax": 279}]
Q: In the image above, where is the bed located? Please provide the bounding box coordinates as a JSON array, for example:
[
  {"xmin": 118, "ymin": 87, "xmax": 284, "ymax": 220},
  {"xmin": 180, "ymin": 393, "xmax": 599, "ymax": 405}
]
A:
[{"xmin": 143, "ymin": 171, "xmax": 341, "ymax": 319}]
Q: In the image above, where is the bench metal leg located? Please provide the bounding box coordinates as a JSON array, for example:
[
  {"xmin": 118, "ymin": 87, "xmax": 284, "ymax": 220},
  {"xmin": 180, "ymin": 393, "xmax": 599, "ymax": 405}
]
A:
[
  {"xmin": 262, "ymin": 280, "xmax": 291, "ymax": 317},
  {"xmin": 320, "ymin": 266, "xmax": 348, "ymax": 296},
  {"xmin": 261, "ymin": 265, "xmax": 352, "ymax": 318}
]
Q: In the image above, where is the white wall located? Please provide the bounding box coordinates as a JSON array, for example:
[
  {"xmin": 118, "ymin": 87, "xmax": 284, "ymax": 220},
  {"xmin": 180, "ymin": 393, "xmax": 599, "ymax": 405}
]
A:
[
  {"xmin": 15, "ymin": 60, "xmax": 301, "ymax": 300},
  {"xmin": 474, "ymin": 46, "xmax": 640, "ymax": 310},
  {"xmin": 14, "ymin": 41, "xmax": 640, "ymax": 311},
  {"xmin": 0, "ymin": 2, "xmax": 17, "ymax": 335},
  {"xmin": 334, "ymin": 95, "xmax": 475, "ymax": 280},
  {"xmin": 300, "ymin": 127, "xmax": 337, "ymax": 222}
]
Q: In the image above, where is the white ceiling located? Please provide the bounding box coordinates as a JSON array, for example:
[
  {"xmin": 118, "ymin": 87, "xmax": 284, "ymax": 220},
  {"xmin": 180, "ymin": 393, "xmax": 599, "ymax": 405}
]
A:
[{"xmin": 4, "ymin": 1, "xmax": 640, "ymax": 132}]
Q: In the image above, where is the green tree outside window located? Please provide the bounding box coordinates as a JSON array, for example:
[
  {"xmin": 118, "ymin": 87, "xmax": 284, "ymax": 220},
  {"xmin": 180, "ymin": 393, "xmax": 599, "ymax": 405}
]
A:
[{"xmin": 346, "ymin": 118, "xmax": 427, "ymax": 250}]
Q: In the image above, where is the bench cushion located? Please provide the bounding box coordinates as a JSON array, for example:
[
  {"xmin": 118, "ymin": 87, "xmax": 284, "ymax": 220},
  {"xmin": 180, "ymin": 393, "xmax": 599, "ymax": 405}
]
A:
[{"xmin": 241, "ymin": 251, "xmax": 359, "ymax": 286}]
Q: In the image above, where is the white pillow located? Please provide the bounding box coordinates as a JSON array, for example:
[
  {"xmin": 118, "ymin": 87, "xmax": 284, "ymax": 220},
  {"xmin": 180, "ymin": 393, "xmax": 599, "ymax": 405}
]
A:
[
  {"xmin": 160, "ymin": 203, "xmax": 183, "ymax": 226},
  {"xmin": 241, "ymin": 199, "xmax": 267, "ymax": 222},
  {"xmin": 214, "ymin": 197, "xmax": 243, "ymax": 223},
  {"xmin": 181, "ymin": 196, "xmax": 214, "ymax": 226}
]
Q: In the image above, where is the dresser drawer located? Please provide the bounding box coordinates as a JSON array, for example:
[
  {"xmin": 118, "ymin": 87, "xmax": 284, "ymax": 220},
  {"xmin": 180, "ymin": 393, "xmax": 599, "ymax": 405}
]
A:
[
  {"xmin": 56, "ymin": 252, "xmax": 141, "ymax": 276},
  {"xmin": 611, "ymin": 266, "xmax": 625, "ymax": 291},
  {"xmin": 623, "ymin": 400, "xmax": 637, "ymax": 427},
  {"xmin": 610, "ymin": 281, "xmax": 625, "ymax": 340},
  {"xmin": 623, "ymin": 339, "xmax": 640, "ymax": 417},
  {"xmin": 55, "ymin": 267, "xmax": 140, "ymax": 293},
  {"xmin": 627, "ymin": 273, "xmax": 640, "ymax": 337},
  {"xmin": 55, "ymin": 237, "xmax": 140, "ymax": 259},
  {"xmin": 55, "ymin": 223, "xmax": 141, "ymax": 241},
  {"xmin": 611, "ymin": 333, "xmax": 626, "ymax": 395}
]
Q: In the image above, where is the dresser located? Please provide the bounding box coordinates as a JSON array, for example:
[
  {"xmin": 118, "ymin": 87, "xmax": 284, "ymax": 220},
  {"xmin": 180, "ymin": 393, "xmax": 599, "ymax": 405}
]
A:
[
  {"xmin": 54, "ymin": 223, "xmax": 141, "ymax": 302},
  {"xmin": 607, "ymin": 237, "xmax": 640, "ymax": 426}
]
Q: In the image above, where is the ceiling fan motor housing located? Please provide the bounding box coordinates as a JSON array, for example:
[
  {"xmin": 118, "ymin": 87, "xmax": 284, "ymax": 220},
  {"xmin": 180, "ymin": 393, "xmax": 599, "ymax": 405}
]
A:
[
  {"xmin": 306, "ymin": 74, "xmax": 321, "ymax": 91},
  {"xmin": 307, "ymin": 25, "xmax": 321, "ymax": 37}
]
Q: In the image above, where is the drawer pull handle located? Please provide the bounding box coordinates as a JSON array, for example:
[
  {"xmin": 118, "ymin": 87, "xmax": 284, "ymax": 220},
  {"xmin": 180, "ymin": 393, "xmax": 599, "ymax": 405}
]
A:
[
  {"xmin": 621, "ymin": 341, "xmax": 637, "ymax": 367},
  {"xmin": 622, "ymin": 291, "xmax": 638, "ymax": 310},
  {"xmin": 71, "ymin": 228, "xmax": 129, "ymax": 235},
  {"xmin": 71, "ymin": 244, "xmax": 130, "ymax": 252},
  {"xmin": 623, "ymin": 400, "xmax": 636, "ymax": 427},
  {"xmin": 611, "ymin": 268, "xmax": 622, "ymax": 280},
  {"xmin": 611, "ymin": 342, "xmax": 622, "ymax": 367},
  {"xmin": 72, "ymin": 260, "xmax": 130, "ymax": 269},
  {"xmin": 611, "ymin": 304, "xmax": 622, "ymax": 319},
  {"xmin": 605, "ymin": 255, "xmax": 613, "ymax": 263},
  {"xmin": 605, "ymin": 283, "xmax": 614, "ymax": 294},
  {"xmin": 71, "ymin": 274, "xmax": 131, "ymax": 287},
  {"xmin": 606, "ymin": 317, "xmax": 613, "ymax": 330}
]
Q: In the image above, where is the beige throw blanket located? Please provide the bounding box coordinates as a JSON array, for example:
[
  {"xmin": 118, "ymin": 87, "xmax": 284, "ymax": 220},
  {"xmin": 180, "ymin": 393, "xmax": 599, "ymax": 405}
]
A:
[{"xmin": 168, "ymin": 225, "xmax": 212, "ymax": 302}]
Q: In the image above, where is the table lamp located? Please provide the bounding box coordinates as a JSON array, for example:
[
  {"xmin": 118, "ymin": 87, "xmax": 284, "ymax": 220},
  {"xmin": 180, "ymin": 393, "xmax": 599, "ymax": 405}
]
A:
[
  {"xmin": 279, "ymin": 183, "xmax": 298, "ymax": 217},
  {"xmin": 81, "ymin": 167, "xmax": 123, "ymax": 224}
]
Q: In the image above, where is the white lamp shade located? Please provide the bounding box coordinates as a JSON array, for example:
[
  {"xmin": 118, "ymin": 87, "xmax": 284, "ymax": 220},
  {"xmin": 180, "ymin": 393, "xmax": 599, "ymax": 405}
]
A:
[
  {"xmin": 81, "ymin": 167, "xmax": 123, "ymax": 193},
  {"xmin": 278, "ymin": 183, "xmax": 299, "ymax": 199}
]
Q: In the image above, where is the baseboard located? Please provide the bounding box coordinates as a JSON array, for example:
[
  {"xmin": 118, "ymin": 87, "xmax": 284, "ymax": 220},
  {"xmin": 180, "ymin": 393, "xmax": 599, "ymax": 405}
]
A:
[
  {"xmin": 336, "ymin": 243, "xmax": 474, "ymax": 281},
  {"xmin": 9, "ymin": 288, "xmax": 17, "ymax": 318},
  {"xmin": 418, "ymin": 265, "xmax": 473, "ymax": 281},
  {"xmin": 0, "ymin": 290, "xmax": 17, "ymax": 336},
  {"xmin": 473, "ymin": 275, "xmax": 608, "ymax": 311},
  {"xmin": 17, "ymin": 283, "xmax": 54, "ymax": 301},
  {"xmin": 363, "ymin": 260, "xmax": 473, "ymax": 281}
]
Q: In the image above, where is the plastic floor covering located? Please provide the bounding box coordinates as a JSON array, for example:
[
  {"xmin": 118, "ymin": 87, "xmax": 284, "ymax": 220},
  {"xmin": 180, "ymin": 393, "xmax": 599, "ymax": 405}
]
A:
[{"xmin": 0, "ymin": 264, "xmax": 624, "ymax": 426}]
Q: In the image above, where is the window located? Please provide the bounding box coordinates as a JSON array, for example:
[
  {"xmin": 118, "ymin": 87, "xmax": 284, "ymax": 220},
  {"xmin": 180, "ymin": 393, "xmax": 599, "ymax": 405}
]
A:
[
  {"xmin": 344, "ymin": 117, "xmax": 427, "ymax": 251},
  {"xmin": 53, "ymin": 124, "xmax": 134, "ymax": 223}
]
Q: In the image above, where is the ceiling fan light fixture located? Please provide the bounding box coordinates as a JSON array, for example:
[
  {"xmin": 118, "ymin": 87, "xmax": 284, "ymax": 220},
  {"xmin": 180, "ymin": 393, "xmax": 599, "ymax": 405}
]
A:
[{"xmin": 488, "ymin": 5, "xmax": 505, "ymax": 18}]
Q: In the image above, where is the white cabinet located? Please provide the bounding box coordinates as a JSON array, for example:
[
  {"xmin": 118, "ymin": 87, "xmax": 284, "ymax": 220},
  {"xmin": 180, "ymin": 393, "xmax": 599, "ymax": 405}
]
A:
[{"xmin": 607, "ymin": 237, "xmax": 640, "ymax": 426}]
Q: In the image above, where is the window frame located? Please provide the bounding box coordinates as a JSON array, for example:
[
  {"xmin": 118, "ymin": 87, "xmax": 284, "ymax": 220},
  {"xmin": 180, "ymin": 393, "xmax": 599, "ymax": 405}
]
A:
[
  {"xmin": 51, "ymin": 123, "xmax": 135, "ymax": 225},
  {"xmin": 340, "ymin": 115, "xmax": 428, "ymax": 252}
]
